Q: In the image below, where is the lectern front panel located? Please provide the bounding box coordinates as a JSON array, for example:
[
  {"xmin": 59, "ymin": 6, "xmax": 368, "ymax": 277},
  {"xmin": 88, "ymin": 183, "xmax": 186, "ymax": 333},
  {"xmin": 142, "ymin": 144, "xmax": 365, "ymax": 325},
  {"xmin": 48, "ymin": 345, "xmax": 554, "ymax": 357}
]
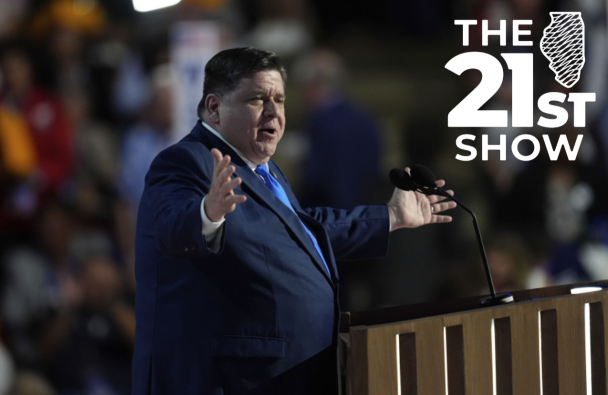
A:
[{"xmin": 347, "ymin": 290, "xmax": 608, "ymax": 395}]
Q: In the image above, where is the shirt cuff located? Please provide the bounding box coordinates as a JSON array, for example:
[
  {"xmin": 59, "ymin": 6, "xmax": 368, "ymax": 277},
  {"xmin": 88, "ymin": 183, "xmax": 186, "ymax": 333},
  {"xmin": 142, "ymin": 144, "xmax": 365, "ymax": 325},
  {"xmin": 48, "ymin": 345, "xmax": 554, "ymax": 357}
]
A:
[{"xmin": 201, "ymin": 196, "xmax": 225, "ymax": 239}]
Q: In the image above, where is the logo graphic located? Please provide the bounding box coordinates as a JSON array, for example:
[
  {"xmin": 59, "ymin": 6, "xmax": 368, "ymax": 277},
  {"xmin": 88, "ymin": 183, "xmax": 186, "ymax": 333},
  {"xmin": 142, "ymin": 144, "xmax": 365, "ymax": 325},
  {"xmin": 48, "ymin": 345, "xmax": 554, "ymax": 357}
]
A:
[
  {"xmin": 540, "ymin": 12, "xmax": 585, "ymax": 88},
  {"xmin": 448, "ymin": 15, "xmax": 595, "ymax": 161}
]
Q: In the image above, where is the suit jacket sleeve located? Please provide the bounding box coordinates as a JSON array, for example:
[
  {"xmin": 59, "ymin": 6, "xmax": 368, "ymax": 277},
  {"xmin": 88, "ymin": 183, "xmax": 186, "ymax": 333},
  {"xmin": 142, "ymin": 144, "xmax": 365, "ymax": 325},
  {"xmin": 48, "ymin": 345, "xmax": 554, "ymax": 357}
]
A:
[
  {"xmin": 145, "ymin": 143, "xmax": 224, "ymax": 257},
  {"xmin": 303, "ymin": 205, "xmax": 390, "ymax": 261}
]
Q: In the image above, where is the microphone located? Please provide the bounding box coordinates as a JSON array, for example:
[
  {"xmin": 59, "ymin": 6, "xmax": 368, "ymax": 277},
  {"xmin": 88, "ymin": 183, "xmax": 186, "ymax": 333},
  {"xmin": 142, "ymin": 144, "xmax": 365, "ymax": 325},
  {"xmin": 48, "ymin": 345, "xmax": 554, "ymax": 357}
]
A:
[
  {"xmin": 390, "ymin": 165, "xmax": 514, "ymax": 307},
  {"xmin": 389, "ymin": 168, "xmax": 417, "ymax": 191},
  {"xmin": 389, "ymin": 166, "xmax": 444, "ymax": 197},
  {"xmin": 410, "ymin": 165, "xmax": 436, "ymax": 188}
]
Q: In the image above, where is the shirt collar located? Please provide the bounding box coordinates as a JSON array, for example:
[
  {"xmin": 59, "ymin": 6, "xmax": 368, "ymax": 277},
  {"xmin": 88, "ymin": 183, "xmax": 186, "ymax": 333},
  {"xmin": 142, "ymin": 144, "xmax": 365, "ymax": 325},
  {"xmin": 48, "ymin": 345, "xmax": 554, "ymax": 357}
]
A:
[{"xmin": 201, "ymin": 121, "xmax": 261, "ymax": 171}]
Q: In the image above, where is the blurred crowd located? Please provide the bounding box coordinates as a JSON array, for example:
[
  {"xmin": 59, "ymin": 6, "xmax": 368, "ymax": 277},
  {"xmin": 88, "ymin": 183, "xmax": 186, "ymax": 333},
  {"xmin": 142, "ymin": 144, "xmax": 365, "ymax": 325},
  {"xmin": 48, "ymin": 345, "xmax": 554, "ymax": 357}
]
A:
[{"xmin": 0, "ymin": 0, "xmax": 606, "ymax": 394}]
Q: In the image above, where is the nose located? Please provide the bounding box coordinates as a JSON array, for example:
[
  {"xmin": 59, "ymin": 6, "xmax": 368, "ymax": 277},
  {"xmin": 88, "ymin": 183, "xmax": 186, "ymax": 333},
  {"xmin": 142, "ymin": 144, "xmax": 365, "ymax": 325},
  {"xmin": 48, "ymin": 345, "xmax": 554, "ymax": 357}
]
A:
[{"xmin": 263, "ymin": 100, "xmax": 278, "ymax": 117}]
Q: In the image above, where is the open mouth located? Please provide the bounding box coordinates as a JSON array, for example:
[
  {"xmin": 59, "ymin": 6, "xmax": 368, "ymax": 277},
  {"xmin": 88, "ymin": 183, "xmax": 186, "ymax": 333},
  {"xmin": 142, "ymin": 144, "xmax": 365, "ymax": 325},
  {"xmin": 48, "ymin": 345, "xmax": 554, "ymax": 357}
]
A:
[{"xmin": 259, "ymin": 128, "xmax": 276, "ymax": 136}]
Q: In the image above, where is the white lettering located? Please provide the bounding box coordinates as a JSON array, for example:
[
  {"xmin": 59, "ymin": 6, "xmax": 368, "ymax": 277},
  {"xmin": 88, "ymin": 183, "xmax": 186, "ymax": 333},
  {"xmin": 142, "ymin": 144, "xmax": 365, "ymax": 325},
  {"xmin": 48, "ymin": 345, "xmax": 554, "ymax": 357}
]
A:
[
  {"xmin": 456, "ymin": 134, "xmax": 477, "ymax": 161},
  {"xmin": 512, "ymin": 134, "xmax": 541, "ymax": 161},
  {"xmin": 513, "ymin": 20, "xmax": 533, "ymax": 46},
  {"xmin": 482, "ymin": 134, "xmax": 506, "ymax": 160},
  {"xmin": 543, "ymin": 134, "xmax": 583, "ymax": 161},
  {"xmin": 538, "ymin": 92, "xmax": 568, "ymax": 128},
  {"xmin": 482, "ymin": 20, "xmax": 507, "ymax": 46},
  {"xmin": 455, "ymin": 20, "xmax": 478, "ymax": 46}
]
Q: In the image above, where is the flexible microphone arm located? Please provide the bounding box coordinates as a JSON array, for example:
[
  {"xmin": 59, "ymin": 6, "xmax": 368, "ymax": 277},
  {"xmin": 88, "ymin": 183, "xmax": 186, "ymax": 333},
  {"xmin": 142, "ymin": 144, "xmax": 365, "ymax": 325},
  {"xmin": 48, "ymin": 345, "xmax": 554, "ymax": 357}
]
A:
[
  {"xmin": 391, "ymin": 165, "xmax": 514, "ymax": 307},
  {"xmin": 432, "ymin": 187, "xmax": 497, "ymax": 299}
]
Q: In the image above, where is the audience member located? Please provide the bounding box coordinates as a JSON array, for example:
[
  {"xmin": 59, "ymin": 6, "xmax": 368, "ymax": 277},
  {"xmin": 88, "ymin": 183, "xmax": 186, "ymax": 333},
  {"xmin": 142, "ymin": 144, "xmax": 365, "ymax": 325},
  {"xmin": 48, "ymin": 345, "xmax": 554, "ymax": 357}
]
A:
[
  {"xmin": 0, "ymin": 44, "xmax": 74, "ymax": 231},
  {"xmin": 42, "ymin": 256, "xmax": 133, "ymax": 395},
  {"xmin": 117, "ymin": 64, "xmax": 174, "ymax": 219},
  {"xmin": 293, "ymin": 49, "xmax": 382, "ymax": 209},
  {"xmin": 1, "ymin": 200, "xmax": 79, "ymax": 371}
]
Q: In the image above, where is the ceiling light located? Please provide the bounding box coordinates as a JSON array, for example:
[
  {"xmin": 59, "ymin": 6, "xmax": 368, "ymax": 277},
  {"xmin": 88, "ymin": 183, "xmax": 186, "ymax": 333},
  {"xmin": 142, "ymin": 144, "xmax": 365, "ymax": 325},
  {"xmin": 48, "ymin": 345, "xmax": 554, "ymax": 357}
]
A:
[{"xmin": 133, "ymin": 0, "xmax": 181, "ymax": 12}]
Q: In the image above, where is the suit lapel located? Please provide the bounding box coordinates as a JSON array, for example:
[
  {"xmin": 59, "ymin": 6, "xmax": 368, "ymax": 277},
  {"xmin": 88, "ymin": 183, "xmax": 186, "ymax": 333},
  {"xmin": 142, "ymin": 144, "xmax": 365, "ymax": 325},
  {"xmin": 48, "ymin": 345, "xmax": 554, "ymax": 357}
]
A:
[
  {"xmin": 190, "ymin": 123, "xmax": 335, "ymax": 287},
  {"xmin": 234, "ymin": 167, "xmax": 335, "ymax": 286},
  {"xmin": 268, "ymin": 161, "xmax": 339, "ymax": 283}
]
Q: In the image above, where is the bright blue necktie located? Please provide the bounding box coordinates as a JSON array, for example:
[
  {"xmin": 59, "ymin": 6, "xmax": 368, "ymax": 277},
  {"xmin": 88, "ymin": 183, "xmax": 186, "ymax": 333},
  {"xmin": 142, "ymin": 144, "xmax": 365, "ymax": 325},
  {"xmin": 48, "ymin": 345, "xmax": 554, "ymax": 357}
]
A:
[{"xmin": 255, "ymin": 165, "xmax": 330, "ymax": 275}]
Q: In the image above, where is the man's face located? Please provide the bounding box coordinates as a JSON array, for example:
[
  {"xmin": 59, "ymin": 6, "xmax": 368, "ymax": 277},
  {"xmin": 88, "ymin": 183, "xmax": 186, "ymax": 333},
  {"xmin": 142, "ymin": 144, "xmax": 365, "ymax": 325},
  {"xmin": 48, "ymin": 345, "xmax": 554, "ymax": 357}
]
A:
[{"xmin": 216, "ymin": 70, "xmax": 285, "ymax": 165}]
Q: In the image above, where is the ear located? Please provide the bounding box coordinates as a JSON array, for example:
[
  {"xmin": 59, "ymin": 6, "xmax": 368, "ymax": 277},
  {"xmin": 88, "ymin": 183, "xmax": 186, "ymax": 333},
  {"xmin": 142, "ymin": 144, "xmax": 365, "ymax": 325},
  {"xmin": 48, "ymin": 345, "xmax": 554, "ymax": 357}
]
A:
[{"xmin": 205, "ymin": 94, "xmax": 221, "ymax": 124}]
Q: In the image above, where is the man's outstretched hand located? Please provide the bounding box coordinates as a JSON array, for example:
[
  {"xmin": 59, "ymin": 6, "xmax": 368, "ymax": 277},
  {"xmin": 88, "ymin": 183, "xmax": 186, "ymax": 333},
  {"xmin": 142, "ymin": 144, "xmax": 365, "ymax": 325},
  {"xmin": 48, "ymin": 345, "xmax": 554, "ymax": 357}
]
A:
[
  {"xmin": 387, "ymin": 167, "xmax": 457, "ymax": 231},
  {"xmin": 204, "ymin": 148, "xmax": 247, "ymax": 222}
]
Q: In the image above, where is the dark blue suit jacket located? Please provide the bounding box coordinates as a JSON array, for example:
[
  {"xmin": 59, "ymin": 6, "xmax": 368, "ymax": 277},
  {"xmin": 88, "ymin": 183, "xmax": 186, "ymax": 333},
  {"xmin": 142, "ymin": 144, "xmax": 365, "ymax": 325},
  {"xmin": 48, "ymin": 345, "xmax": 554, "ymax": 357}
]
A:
[{"xmin": 132, "ymin": 122, "xmax": 390, "ymax": 394}]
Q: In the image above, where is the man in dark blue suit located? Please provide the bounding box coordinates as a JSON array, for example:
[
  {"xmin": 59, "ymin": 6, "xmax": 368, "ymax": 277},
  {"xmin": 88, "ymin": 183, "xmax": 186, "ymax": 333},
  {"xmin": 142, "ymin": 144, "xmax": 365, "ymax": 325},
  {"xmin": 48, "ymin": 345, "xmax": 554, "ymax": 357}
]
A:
[{"xmin": 132, "ymin": 47, "xmax": 455, "ymax": 395}]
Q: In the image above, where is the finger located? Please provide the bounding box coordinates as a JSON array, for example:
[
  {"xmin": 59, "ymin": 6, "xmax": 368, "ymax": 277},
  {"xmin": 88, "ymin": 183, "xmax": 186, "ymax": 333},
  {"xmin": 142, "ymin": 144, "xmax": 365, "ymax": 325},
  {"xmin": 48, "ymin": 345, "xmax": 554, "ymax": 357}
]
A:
[
  {"xmin": 405, "ymin": 167, "xmax": 411, "ymax": 175},
  {"xmin": 428, "ymin": 195, "xmax": 445, "ymax": 204},
  {"xmin": 221, "ymin": 176, "xmax": 242, "ymax": 194},
  {"xmin": 214, "ymin": 154, "xmax": 231, "ymax": 177},
  {"xmin": 436, "ymin": 179, "xmax": 446, "ymax": 188},
  {"xmin": 432, "ymin": 201, "xmax": 457, "ymax": 213},
  {"xmin": 217, "ymin": 164, "xmax": 236, "ymax": 183},
  {"xmin": 218, "ymin": 155, "xmax": 232, "ymax": 175},
  {"xmin": 431, "ymin": 215, "xmax": 452, "ymax": 223},
  {"xmin": 224, "ymin": 194, "xmax": 247, "ymax": 205},
  {"xmin": 210, "ymin": 148, "xmax": 222, "ymax": 166},
  {"xmin": 441, "ymin": 201, "xmax": 458, "ymax": 212},
  {"xmin": 428, "ymin": 190, "xmax": 454, "ymax": 204}
]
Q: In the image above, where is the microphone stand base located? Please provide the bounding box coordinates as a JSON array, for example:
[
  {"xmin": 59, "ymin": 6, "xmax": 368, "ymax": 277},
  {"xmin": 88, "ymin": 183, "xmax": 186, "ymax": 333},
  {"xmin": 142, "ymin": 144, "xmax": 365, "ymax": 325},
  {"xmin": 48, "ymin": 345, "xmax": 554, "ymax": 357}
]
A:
[{"xmin": 479, "ymin": 293, "xmax": 514, "ymax": 307}]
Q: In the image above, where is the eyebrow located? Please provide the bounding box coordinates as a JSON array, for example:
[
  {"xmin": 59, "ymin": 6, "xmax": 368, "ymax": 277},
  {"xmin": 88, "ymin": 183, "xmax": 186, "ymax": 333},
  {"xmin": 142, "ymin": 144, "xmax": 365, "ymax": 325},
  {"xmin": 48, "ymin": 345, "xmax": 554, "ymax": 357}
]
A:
[{"xmin": 250, "ymin": 90, "xmax": 285, "ymax": 98}]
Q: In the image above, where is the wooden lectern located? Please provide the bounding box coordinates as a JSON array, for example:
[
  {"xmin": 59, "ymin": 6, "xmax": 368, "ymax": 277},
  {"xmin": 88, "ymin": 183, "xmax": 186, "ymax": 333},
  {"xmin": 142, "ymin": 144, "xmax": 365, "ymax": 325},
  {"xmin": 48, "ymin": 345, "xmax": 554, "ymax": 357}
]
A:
[{"xmin": 341, "ymin": 281, "xmax": 608, "ymax": 395}]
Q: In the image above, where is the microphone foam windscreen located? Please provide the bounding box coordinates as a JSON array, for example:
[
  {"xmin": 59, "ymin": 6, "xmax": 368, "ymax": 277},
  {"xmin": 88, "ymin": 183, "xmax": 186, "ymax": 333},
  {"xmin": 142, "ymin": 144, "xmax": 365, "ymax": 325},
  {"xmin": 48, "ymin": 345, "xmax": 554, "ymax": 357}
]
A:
[
  {"xmin": 389, "ymin": 168, "xmax": 416, "ymax": 191},
  {"xmin": 411, "ymin": 164, "xmax": 436, "ymax": 187}
]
